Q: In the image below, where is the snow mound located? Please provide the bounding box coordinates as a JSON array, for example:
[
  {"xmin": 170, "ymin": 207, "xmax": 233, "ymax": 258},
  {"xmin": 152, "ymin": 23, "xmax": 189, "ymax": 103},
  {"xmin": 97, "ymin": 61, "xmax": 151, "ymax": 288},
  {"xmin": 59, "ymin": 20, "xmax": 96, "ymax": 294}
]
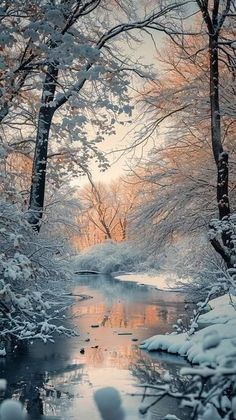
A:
[
  {"xmin": 198, "ymin": 294, "xmax": 236, "ymax": 325},
  {"xmin": 140, "ymin": 294, "xmax": 236, "ymax": 365}
]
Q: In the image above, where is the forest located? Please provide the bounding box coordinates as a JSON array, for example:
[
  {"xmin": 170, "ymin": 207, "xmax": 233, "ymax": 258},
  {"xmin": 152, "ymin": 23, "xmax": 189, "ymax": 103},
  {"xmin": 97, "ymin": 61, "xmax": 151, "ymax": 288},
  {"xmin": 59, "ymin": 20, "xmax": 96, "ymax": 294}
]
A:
[{"xmin": 0, "ymin": 0, "xmax": 236, "ymax": 419}]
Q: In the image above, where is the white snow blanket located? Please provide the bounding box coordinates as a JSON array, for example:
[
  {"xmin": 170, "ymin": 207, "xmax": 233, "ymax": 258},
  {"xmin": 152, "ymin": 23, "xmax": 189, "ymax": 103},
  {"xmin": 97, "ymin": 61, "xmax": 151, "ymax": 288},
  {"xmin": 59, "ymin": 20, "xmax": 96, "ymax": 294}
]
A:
[
  {"xmin": 140, "ymin": 294, "xmax": 236, "ymax": 365},
  {"xmin": 198, "ymin": 294, "xmax": 236, "ymax": 325},
  {"xmin": 114, "ymin": 273, "xmax": 186, "ymax": 291}
]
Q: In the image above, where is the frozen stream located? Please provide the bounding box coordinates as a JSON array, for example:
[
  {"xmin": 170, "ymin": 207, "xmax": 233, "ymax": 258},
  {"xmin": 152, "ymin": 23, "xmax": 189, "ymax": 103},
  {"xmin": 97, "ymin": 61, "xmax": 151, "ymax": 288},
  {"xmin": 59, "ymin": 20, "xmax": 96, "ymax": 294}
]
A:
[{"xmin": 0, "ymin": 274, "xmax": 190, "ymax": 419}]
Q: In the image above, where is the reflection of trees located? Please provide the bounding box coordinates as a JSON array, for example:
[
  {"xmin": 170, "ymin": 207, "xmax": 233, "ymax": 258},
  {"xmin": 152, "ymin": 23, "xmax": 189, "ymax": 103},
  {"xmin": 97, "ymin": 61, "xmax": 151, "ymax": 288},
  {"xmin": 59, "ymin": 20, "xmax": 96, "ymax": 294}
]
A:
[
  {"xmin": 108, "ymin": 347, "xmax": 141, "ymax": 370},
  {"xmin": 0, "ymin": 345, "xmax": 85, "ymax": 418},
  {"xmin": 2, "ymin": 370, "xmax": 46, "ymax": 418},
  {"xmin": 73, "ymin": 297, "xmax": 183, "ymax": 330},
  {"xmin": 19, "ymin": 373, "xmax": 44, "ymax": 418},
  {"xmin": 83, "ymin": 346, "xmax": 142, "ymax": 370},
  {"xmin": 16, "ymin": 365, "xmax": 85, "ymax": 417},
  {"xmin": 131, "ymin": 355, "xmax": 190, "ymax": 390},
  {"xmin": 130, "ymin": 355, "xmax": 191, "ymax": 418},
  {"xmin": 85, "ymin": 348, "xmax": 105, "ymax": 368},
  {"xmin": 158, "ymin": 308, "xmax": 168, "ymax": 321},
  {"xmin": 72, "ymin": 276, "xmax": 185, "ymax": 332},
  {"xmin": 131, "ymin": 356, "xmax": 163, "ymax": 385},
  {"xmin": 42, "ymin": 364, "xmax": 85, "ymax": 416}
]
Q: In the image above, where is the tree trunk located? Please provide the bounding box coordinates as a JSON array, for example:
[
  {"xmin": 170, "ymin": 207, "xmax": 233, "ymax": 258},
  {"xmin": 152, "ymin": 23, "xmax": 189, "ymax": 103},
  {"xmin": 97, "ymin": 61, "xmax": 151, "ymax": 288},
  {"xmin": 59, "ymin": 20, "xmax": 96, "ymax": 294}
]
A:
[
  {"xmin": 120, "ymin": 217, "xmax": 127, "ymax": 240},
  {"xmin": 208, "ymin": 31, "xmax": 232, "ymax": 263},
  {"xmin": 102, "ymin": 224, "xmax": 112, "ymax": 240},
  {"xmin": 217, "ymin": 152, "xmax": 230, "ymax": 220},
  {"xmin": 209, "ymin": 35, "xmax": 230, "ymax": 222},
  {"xmin": 209, "ymin": 36, "xmax": 222, "ymax": 164},
  {"xmin": 28, "ymin": 65, "xmax": 58, "ymax": 231}
]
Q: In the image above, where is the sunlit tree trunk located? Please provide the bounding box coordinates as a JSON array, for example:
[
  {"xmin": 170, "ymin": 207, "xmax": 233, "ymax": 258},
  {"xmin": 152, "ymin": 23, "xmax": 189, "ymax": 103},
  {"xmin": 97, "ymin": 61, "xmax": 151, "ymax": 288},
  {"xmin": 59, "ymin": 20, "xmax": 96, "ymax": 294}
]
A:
[{"xmin": 119, "ymin": 217, "xmax": 127, "ymax": 240}]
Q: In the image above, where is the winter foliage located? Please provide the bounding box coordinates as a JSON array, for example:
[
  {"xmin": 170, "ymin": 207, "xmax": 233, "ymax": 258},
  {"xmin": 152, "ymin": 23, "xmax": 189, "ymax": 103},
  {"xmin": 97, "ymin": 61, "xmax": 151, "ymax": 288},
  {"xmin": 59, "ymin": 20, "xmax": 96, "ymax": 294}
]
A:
[
  {"xmin": 72, "ymin": 240, "xmax": 145, "ymax": 274},
  {"xmin": 0, "ymin": 200, "xmax": 75, "ymax": 346}
]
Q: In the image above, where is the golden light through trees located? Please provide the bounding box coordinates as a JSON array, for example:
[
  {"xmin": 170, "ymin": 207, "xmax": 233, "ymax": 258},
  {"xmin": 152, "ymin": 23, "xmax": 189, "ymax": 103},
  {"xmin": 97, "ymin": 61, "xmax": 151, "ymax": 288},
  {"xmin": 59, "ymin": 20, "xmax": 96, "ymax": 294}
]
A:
[{"xmin": 72, "ymin": 178, "xmax": 139, "ymax": 250}]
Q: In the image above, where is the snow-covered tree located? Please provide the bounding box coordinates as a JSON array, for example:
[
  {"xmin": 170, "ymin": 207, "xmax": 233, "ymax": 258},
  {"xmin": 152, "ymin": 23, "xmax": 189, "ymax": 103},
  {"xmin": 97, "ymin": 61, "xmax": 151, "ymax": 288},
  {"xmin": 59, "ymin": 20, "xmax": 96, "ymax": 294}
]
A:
[
  {"xmin": 0, "ymin": 199, "xmax": 76, "ymax": 349},
  {"xmin": 75, "ymin": 176, "xmax": 137, "ymax": 249},
  {"xmin": 0, "ymin": 0, "xmax": 189, "ymax": 231},
  {"xmin": 130, "ymin": 0, "xmax": 236, "ymax": 271}
]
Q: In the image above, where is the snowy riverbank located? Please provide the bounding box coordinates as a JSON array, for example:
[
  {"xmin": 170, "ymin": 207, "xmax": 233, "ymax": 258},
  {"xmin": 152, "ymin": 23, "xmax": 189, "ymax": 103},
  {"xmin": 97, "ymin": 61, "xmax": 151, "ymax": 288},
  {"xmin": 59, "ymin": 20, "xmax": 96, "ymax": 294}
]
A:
[
  {"xmin": 140, "ymin": 294, "xmax": 236, "ymax": 365},
  {"xmin": 114, "ymin": 272, "xmax": 186, "ymax": 291}
]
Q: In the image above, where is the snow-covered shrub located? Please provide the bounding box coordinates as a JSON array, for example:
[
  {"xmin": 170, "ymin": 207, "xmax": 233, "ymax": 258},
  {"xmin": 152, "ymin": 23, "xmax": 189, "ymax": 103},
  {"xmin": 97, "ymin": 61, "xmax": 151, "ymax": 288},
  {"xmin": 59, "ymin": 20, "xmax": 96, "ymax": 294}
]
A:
[
  {"xmin": 72, "ymin": 240, "xmax": 146, "ymax": 274},
  {"xmin": 177, "ymin": 255, "xmax": 227, "ymax": 302},
  {"xmin": 0, "ymin": 200, "xmax": 75, "ymax": 347},
  {"xmin": 150, "ymin": 234, "xmax": 227, "ymax": 301}
]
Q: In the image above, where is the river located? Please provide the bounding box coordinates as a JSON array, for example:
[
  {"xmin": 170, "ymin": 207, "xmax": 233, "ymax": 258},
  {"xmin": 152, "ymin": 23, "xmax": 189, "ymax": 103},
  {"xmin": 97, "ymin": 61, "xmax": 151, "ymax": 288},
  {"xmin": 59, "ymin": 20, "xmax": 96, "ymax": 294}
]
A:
[{"xmin": 0, "ymin": 274, "xmax": 190, "ymax": 419}]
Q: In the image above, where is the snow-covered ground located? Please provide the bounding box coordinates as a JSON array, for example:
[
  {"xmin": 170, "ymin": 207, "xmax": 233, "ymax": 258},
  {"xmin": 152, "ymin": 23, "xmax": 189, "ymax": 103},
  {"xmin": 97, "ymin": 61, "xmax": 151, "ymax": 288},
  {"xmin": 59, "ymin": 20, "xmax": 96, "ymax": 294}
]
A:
[
  {"xmin": 114, "ymin": 272, "xmax": 186, "ymax": 291},
  {"xmin": 198, "ymin": 294, "xmax": 236, "ymax": 325},
  {"xmin": 140, "ymin": 294, "xmax": 236, "ymax": 365}
]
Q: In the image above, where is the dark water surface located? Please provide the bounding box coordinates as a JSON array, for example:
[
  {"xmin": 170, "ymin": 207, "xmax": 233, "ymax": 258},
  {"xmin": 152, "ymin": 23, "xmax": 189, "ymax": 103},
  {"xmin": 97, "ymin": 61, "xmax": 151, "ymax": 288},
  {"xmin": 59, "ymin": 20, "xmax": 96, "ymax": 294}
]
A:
[{"xmin": 0, "ymin": 275, "xmax": 190, "ymax": 419}]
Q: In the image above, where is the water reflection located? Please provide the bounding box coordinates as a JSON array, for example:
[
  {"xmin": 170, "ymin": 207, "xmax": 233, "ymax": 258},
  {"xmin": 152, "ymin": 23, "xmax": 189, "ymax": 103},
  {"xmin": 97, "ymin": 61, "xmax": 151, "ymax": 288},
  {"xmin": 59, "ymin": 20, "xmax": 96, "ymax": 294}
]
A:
[
  {"xmin": 0, "ymin": 274, "xmax": 189, "ymax": 419},
  {"xmin": 130, "ymin": 356, "xmax": 190, "ymax": 419}
]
